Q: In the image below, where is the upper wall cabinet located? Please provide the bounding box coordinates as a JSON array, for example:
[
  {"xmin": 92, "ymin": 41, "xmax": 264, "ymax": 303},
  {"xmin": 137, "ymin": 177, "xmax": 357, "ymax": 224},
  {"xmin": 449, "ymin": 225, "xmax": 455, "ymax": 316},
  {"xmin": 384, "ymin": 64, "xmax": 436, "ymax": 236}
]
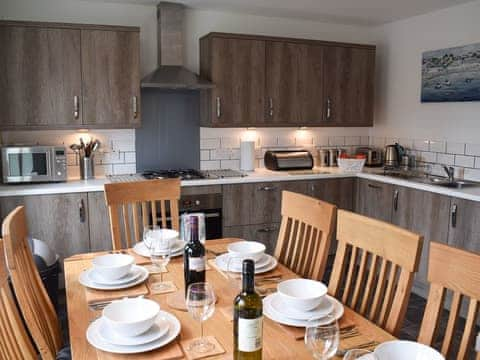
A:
[
  {"xmin": 200, "ymin": 33, "xmax": 375, "ymax": 128},
  {"xmin": 0, "ymin": 21, "xmax": 140, "ymax": 130}
]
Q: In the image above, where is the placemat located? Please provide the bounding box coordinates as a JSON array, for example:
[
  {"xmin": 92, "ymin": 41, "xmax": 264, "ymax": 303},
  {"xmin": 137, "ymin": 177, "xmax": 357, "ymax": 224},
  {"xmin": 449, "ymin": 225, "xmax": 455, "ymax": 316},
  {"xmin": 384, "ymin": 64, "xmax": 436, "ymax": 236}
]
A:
[
  {"xmin": 85, "ymin": 282, "xmax": 149, "ymax": 306},
  {"xmin": 148, "ymin": 279, "xmax": 178, "ymax": 295},
  {"xmin": 65, "ymin": 249, "xmax": 151, "ymax": 265},
  {"xmin": 96, "ymin": 340, "xmax": 184, "ymax": 360},
  {"xmin": 180, "ymin": 336, "xmax": 226, "ymax": 360}
]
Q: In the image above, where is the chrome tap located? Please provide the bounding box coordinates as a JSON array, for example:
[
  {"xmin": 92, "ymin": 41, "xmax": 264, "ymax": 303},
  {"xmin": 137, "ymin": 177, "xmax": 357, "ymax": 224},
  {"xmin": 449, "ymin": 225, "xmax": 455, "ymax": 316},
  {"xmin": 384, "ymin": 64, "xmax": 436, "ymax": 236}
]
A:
[{"xmin": 443, "ymin": 166, "xmax": 455, "ymax": 183}]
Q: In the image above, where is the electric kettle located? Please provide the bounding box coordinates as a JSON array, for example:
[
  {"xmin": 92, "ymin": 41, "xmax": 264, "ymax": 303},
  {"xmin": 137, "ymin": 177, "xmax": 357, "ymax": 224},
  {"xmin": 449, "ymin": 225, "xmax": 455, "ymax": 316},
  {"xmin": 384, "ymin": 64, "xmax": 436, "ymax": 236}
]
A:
[{"xmin": 384, "ymin": 143, "xmax": 405, "ymax": 167}]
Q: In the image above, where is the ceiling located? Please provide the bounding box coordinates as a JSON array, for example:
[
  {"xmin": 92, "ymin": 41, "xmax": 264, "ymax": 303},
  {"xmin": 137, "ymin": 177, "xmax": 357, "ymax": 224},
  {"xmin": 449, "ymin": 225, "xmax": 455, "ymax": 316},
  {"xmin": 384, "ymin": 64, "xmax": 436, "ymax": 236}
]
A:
[{"xmin": 82, "ymin": 0, "xmax": 475, "ymax": 25}]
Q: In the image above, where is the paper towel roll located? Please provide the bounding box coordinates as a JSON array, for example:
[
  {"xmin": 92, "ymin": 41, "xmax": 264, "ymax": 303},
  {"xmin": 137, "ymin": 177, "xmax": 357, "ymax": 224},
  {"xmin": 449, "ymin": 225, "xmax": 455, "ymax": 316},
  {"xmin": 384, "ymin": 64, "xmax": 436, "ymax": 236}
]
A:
[{"xmin": 240, "ymin": 141, "xmax": 255, "ymax": 171}]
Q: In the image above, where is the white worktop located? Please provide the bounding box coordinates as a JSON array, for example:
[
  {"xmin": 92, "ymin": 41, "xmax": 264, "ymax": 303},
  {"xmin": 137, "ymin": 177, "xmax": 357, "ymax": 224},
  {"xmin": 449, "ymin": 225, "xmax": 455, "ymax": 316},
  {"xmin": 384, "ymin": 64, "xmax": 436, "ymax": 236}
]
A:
[{"xmin": 1, "ymin": 167, "xmax": 480, "ymax": 202}]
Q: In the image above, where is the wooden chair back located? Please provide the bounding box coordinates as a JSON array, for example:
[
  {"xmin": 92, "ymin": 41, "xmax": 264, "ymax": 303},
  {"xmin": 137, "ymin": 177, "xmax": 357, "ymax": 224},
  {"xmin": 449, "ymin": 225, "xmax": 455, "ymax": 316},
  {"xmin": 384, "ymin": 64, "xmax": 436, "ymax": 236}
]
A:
[
  {"xmin": 0, "ymin": 239, "xmax": 37, "ymax": 360},
  {"xmin": 328, "ymin": 210, "xmax": 423, "ymax": 335},
  {"xmin": 274, "ymin": 191, "xmax": 336, "ymax": 281},
  {"xmin": 2, "ymin": 206, "xmax": 62, "ymax": 360},
  {"xmin": 418, "ymin": 242, "xmax": 480, "ymax": 359},
  {"xmin": 104, "ymin": 178, "xmax": 181, "ymax": 250}
]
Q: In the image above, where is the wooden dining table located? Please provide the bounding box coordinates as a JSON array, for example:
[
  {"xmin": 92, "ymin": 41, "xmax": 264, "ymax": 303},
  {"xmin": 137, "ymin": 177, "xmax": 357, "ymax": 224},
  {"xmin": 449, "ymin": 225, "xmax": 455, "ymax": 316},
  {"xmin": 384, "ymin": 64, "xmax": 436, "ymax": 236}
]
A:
[{"xmin": 64, "ymin": 238, "xmax": 395, "ymax": 359}]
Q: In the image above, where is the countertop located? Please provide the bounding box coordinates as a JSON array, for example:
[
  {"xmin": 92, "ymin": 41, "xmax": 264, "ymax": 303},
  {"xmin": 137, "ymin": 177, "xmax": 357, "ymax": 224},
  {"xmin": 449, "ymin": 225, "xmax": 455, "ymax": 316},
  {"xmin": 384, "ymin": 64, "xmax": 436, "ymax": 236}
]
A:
[{"xmin": 1, "ymin": 167, "xmax": 480, "ymax": 202}]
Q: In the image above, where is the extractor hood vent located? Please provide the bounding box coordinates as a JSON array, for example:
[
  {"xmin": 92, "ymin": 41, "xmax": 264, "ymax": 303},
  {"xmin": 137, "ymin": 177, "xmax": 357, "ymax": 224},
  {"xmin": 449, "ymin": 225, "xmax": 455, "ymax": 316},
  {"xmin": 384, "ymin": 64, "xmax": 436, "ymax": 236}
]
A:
[{"xmin": 141, "ymin": 2, "xmax": 213, "ymax": 90}]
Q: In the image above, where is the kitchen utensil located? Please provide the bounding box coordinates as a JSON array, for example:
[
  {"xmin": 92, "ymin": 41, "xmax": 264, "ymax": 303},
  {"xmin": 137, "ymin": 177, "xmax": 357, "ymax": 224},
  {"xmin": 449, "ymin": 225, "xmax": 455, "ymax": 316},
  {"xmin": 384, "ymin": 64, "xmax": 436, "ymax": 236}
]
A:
[
  {"xmin": 264, "ymin": 150, "xmax": 314, "ymax": 171},
  {"xmin": 80, "ymin": 156, "xmax": 95, "ymax": 180},
  {"xmin": 277, "ymin": 278, "xmax": 327, "ymax": 311},
  {"xmin": 337, "ymin": 342, "xmax": 380, "ymax": 357},
  {"xmin": 356, "ymin": 147, "xmax": 383, "ymax": 167},
  {"xmin": 328, "ymin": 149, "xmax": 338, "ymax": 167},
  {"xmin": 319, "ymin": 149, "xmax": 329, "ymax": 167},
  {"xmin": 384, "ymin": 143, "xmax": 405, "ymax": 168}
]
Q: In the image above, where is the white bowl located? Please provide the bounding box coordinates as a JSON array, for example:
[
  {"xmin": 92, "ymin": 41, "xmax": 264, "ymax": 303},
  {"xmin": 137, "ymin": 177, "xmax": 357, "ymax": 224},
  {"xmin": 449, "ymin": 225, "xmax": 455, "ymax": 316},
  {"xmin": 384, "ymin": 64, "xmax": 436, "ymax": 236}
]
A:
[
  {"xmin": 374, "ymin": 341, "xmax": 444, "ymax": 360},
  {"xmin": 145, "ymin": 228, "xmax": 179, "ymax": 245},
  {"xmin": 92, "ymin": 254, "xmax": 134, "ymax": 281},
  {"xmin": 277, "ymin": 279, "xmax": 328, "ymax": 311},
  {"xmin": 227, "ymin": 241, "xmax": 266, "ymax": 262},
  {"xmin": 103, "ymin": 297, "xmax": 160, "ymax": 337}
]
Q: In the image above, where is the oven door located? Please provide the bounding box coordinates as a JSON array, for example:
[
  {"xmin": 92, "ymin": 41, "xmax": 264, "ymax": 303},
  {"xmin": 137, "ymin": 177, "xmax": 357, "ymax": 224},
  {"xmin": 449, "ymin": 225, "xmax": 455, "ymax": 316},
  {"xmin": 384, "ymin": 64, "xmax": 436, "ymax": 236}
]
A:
[{"xmin": 2, "ymin": 147, "xmax": 54, "ymax": 183}]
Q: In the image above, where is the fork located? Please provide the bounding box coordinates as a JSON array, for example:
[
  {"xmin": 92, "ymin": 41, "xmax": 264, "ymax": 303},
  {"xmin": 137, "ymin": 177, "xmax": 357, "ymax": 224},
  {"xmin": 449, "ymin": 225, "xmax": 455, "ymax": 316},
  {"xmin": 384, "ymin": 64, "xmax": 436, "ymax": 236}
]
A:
[{"xmin": 336, "ymin": 341, "xmax": 379, "ymax": 356}]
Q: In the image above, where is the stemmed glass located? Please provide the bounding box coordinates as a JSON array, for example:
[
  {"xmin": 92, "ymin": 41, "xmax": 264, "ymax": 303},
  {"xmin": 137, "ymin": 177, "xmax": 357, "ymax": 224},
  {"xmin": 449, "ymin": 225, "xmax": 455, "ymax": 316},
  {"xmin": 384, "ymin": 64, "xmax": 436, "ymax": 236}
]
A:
[
  {"xmin": 304, "ymin": 315, "xmax": 340, "ymax": 360},
  {"xmin": 186, "ymin": 282, "xmax": 216, "ymax": 353},
  {"xmin": 226, "ymin": 256, "xmax": 243, "ymax": 291},
  {"xmin": 344, "ymin": 349, "xmax": 376, "ymax": 359},
  {"xmin": 143, "ymin": 225, "xmax": 159, "ymax": 249},
  {"xmin": 149, "ymin": 230, "xmax": 171, "ymax": 290}
]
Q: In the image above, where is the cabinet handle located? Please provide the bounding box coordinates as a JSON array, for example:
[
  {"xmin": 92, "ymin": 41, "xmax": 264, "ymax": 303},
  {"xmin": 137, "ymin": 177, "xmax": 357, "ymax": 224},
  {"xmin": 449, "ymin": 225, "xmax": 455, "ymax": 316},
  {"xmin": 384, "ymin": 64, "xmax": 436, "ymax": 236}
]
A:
[
  {"xmin": 268, "ymin": 97, "xmax": 273, "ymax": 117},
  {"xmin": 216, "ymin": 97, "xmax": 221, "ymax": 118},
  {"xmin": 258, "ymin": 186, "xmax": 277, "ymax": 191},
  {"xmin": 132, "ymin": 96, "xmax": 138, "ymax": 119},
  {"xmin": 393, "ymin": 189, "xmax": 399, "ymax": 211},
  {"xmin": 326, "ymin": 98, "xmax": 332, "ymax": 120},
  {"xmin": 73, "ymin": 95, "xmax": 79, "ymax": 119},
  {"xmin": 367, "ymin": 183, "xmax": 382, "ymax": 190},
  {"xmin": 257, "ymin": 227, "xmax": 276, "ymax": 233},
  {"xmin": 451, "ymin": 204, "xmax": 457, "ymax": 228},
  {"xmin": 79, "ymin": 199, "xmax": 86, "ymax": 223}
]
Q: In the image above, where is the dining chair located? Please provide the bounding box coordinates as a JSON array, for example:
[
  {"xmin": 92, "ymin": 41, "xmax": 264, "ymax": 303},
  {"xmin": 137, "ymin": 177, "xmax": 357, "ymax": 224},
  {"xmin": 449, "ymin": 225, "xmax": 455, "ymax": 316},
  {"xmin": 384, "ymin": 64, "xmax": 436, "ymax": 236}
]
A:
[
  {"xmin": 0, "ymin": 239, "xmax": 37, "ymax": 359},
  {"xmin": 328, "ymin": 209, "xmax": 423, "ymax": 336},
  {"xmin": 104, "ymin": 178, "xmax": 181, "ymax": 250},
  {"xmin": 274, "ymin": 191, "xmax": 337, "ymax": 281},
  {"xmin": 418, "ymin": 242, "xmax": 480, "ymax": 360},
  {"xmin": 2, "ymin": 206, "xmax": 64, "ymax": 360}
]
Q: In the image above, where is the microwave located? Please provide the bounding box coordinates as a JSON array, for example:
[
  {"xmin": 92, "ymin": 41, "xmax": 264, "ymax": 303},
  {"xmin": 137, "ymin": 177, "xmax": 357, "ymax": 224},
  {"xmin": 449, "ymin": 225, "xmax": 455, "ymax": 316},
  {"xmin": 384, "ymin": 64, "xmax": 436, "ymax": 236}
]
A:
[{"xmin": 1, "ymin": 146, "xmax": 67, "ymax": 184}]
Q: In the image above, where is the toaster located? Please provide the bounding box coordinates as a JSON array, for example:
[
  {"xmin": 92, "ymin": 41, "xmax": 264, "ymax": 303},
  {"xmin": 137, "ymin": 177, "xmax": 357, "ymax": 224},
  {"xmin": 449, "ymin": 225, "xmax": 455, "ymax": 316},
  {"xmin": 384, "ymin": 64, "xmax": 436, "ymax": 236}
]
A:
[
  {"xmin": 264, "ymin": 150, "xmax": 314, "ymax": 171},
  {"xmin": 356, "ymin": 147, "xmax": 383, "ymax": 167}
]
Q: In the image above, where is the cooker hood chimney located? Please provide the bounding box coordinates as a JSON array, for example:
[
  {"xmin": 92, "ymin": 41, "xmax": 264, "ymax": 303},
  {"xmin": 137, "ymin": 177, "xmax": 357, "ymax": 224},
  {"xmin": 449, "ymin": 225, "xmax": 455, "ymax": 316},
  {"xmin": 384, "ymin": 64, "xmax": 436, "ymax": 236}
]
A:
[{"xmin": 141, "ymin": 2, "xmax": 213, "ymax": 89}]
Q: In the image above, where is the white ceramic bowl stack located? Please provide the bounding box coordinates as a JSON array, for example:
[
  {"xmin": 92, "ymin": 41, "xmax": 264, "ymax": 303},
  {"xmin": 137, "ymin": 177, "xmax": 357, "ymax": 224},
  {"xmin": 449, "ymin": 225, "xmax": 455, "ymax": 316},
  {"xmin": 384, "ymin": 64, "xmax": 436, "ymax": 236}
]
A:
[
  {"xmin": 373, "ymin": 341, "xmax": 445, "ymax": 360},
  {"xmin": 133, "ymin": 229, "xmax": 184, "ymax": 258},
  {"xmin": 87, "ymin": 297, "xmax": 182, "ymax": 354},
  {"xmin": 263, "ymin": 278, "xmax": 345, "ymax": 327},
  {"xmin": 214, "ymin": 240, "xmax": 278, "ymax": 274},
  {"xmin": 79, "ymin": 254, "xmax": 149, "ymax": 291}
]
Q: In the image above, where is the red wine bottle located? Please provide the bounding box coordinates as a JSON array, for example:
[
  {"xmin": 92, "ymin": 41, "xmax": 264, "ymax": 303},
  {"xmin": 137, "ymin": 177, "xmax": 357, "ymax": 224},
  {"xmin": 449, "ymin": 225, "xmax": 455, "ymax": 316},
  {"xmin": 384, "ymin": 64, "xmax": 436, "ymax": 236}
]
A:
[{"xmin": 184, "ymin": 216, "xmax": 206, "ymax": 296}]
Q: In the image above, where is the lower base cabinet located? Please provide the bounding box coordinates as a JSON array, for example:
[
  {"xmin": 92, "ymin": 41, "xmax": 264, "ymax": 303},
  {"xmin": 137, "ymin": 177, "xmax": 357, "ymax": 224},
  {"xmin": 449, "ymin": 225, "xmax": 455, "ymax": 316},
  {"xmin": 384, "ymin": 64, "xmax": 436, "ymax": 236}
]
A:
[{"xmin": 88, "ymin": 191, "xmax": 113, "ymax": 252}]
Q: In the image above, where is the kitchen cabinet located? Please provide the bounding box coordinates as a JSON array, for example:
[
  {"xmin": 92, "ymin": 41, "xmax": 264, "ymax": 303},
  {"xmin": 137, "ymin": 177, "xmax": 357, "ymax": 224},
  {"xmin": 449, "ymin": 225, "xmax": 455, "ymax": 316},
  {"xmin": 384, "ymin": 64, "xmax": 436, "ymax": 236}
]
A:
[
  {"xmin": 307, "ymin": 178, "xmax": 354, "ymax": 210},
  {"xmin": 223, "ymin": 223, "xmax": 280, "ymax": 255},
  {"xmin": 447, "ymin": 198, "xmax": 480, "ymax": 253},
  {"xmin": 391, "ymin": 187, "xmax": 450, "ymax": 295},
  {"xmin": 87, "ymin": 191, "xmax": 113, "ymax": 252},
  {"xmin": 265, "ymin": 41, "xmax": 324, "ymax": 126},
  {"xmin": 200, "ymin": 35, "xmax": 266, "ymax": 127},
  {"xmin": 0, "ymin": 21, "xmax": 140, "ymax": 130},
  {"xmin": 81, "ymin": 29, "xmax": 140, "ymax": 128},
  {"xmin": 0, "ymin": 25, "xmax": 82, "ymax": 128},
  {"xmin": 355, "ymin": 179, "xmax": 394, "ymax": 222},
  {"xmin": 323, "ymin": 46, "xmax": 375, "ymax": 126},
  {"xmin": 200, "ymin": 32, "xmax": 375, "ymax": 128},
  {"xmin": 0, "ymin": 193, "xmax": 90, "ymax": 266}
]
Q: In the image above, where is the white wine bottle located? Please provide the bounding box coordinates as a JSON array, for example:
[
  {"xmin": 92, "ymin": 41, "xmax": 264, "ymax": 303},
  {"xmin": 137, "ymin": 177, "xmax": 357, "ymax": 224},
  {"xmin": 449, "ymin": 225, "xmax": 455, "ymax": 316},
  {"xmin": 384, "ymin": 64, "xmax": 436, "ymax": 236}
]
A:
[{"xmin": 233, "ymin": 259, "xmax": 263, "ymax": 360}]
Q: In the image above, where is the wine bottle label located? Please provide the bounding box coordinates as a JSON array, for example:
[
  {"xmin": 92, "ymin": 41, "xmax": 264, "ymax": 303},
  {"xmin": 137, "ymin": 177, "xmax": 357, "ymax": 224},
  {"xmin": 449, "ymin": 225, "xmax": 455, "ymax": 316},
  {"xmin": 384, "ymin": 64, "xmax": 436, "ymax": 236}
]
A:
[
  {"xmin": 189, "ymin": 256, "xmax": 205, "ymax": 271},
  {"xmin": 238, "ymin": 316, "xmax": 263, "ymax": 352}
]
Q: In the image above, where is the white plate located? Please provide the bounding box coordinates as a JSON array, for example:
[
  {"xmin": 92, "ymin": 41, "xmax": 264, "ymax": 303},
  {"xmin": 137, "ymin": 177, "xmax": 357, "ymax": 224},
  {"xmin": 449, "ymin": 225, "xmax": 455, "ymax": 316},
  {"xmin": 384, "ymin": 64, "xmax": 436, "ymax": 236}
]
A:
[
  {"xmin": 88, "ymin": 266, "xmax": 142, "ymax": 285},
  {"xmin": 270, "ymin": 294, "xmax": 334, "ymax": 320},
  {"xmin": 215, "ymin": 253, "xmax": 277, "ymax": 274},
  {"xmin": 87, "ymin": 311, "xmax": 181, "ymax": 354},
  {"xmin": 98, "ymin": 315, "xmax": 170, "ymax": 346},
  {"xmin": 79, "ymin": 265, "xmax": 149, "ymax": 291},
  {"xmin": 215, "ymin": 253, "xmax": 271, "ymax": 271},
  {"xmin": 133, "ymin": 241, "xmax": 184, "ymax": 258},
  {"xmin": 374, "ymin": 340, "xmax": 445, "ymax": 360},
  {"xmin": 263, "ymin": 294, "xmax": 344, "ymax": 327}
]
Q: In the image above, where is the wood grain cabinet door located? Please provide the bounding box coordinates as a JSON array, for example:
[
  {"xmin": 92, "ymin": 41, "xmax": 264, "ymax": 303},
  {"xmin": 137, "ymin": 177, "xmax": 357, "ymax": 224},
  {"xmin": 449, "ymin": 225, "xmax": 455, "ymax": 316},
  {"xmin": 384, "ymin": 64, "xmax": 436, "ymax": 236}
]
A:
[
  {"xmin": 209, "ymin": 37, "xmax": 266, "ymax": 127},
  {"xmin": 447, "ymin": 198, "xmax": 480, "ymax": 253},
  {"xmin": 0, "ymin": 26, "xmax": 82, "ymax": 128},
  {"xmin": 323, "ymin": 46, "xmax": 375, "ymax": 126},
  {"xmin": 87, "ymin": 191, "xmax": 112, "ymax": 252},
  {"xmin": 354, "ymin": 179, "xmax": 393, "ymax": 222},
  {"xmin": 308, "ymin": 178, "xmax": 354, "ymax": 210},
  {"xmin": 81, "ymin": 29, "xmax": 140, "ymax": 127},
  {"xmin": 265, "ymin": 41, "xmax": 324, "ymax": 126},
  {"xmin": 391, "ymin": 186, "xmax": 450, "ymax": 294}
]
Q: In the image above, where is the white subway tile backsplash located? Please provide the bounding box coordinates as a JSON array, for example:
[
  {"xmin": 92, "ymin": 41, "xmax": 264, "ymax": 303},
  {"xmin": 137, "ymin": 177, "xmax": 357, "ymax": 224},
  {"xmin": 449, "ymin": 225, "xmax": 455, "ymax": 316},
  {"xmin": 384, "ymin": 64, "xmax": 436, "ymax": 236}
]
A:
[
  {"xmin": 371, "ymin": 137, "xmax": 385, "ymax": 148},
  {"xmin": 278, "ymin": 135, "xmax": 296, "ymax": 147},
  {"xmin": 418, "ymin": 151, "xmax": 436, "ymax": 163},
  {"xmin": 446, "ymin": 142, "xmax": 465, "ymax": 155},
  {"xmin": 429, "ymin": 140, "xmax": 446, "ymax": 153},
  {"xmin": 95, "ymin": 151, "xmax": 124, "ymax": 165},
  {"xmin": 200, "ymin": 160, "xmax": 220, "ymax": 170},
  {"xmin": 436, "ymin": 153, "xmax": 455, "ymax": 166},
  {"xmin": 360, "ymin": 136, "xmax": 370, "ymax": 146},
  {"xmin": 221, "ymin": 137, "xmax": 240, "ymax": 148},
  {"xmin": 95, "ymin": 164, "xmax": 114, "ymax": 177},
  {"xmin": 210, "ymin": 148, "xmax": 231, "ymax": 160},
  {"xmin": 67, "ymin": 153, "xmax": 77, "ymax": 166},
  {"xmin": 455, "ymin": 155, "xmax": 475, "ymax": 168},
  {"xmin": 385, "ymin": 137, "xmax": 399, "ymax": 145},
  {"xmin": 329, "ymin": 136, "xmax": 345, "ymax": 146},
  {"xmin": 475, "ymin": 157, "xmax": 480, "ymax": 169},
  {"xmin": 124, "ymin": 152, "xmax": 136, "ymax": 163},
  {"xmin": 260, "ymin": 135, "xmax": 278, "ymax": 147},
  {"xmin": 464, "ymin": 168, "xmax": 480, "ymax": 181},
  {"xmin": 230, "ymin": 148, "xmax": 241, "ymax": 160},
  {"xmin": 200, "ymin": 138, "xmax": 220, "ymax": 150},
  {"xmin": 200, "ymin": 150, "xmax": 210, "ymax": 161},
  {"xmin": 398, "ymin": 138, "xmax": 413, "ymax": 149},
  {"xmin": 465, "ymin": 143, "xmax": 480, "ymax": 157},
  {"xmin": 345, "ymin": 136, "xmax": 361, "ymax": 146},
  {"xmin": 413, "ymin": 139, "xmax": 430, "ymax": 151},
  {"xmin": 112, "ymin": 163, "xmax": 136, "ymax": 175},
  {"xmin": 220, "ymin": 159, "xmax": 240, "ymax": 170},
  {"xmin": 313, "ymin": 135, "xmax": 329, "ymax": 146}
]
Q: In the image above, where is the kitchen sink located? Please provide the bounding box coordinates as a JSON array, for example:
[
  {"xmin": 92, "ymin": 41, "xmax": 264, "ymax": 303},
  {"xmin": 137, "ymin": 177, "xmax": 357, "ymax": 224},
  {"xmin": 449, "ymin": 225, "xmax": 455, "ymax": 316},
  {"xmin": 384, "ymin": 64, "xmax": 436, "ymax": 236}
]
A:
[{"xmin": 428, "ymin": 177, "xmax": 480, "ymax": 189}]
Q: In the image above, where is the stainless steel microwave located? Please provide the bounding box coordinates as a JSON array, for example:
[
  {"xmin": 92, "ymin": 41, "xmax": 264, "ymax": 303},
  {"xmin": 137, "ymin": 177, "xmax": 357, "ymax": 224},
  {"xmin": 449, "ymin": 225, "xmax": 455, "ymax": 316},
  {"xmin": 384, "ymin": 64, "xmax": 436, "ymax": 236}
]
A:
[{"xmin": 1, "ymin": 146, "xmax": 67, "ymax": 183}]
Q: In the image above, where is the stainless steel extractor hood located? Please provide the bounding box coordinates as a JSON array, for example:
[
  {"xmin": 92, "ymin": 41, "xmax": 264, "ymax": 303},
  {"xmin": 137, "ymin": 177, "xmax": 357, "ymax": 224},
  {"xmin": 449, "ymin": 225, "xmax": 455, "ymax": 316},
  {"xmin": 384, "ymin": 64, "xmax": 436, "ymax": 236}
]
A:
[{"xmin": 141, "ymin": 2, "xmax": 213, "ymax": 90}]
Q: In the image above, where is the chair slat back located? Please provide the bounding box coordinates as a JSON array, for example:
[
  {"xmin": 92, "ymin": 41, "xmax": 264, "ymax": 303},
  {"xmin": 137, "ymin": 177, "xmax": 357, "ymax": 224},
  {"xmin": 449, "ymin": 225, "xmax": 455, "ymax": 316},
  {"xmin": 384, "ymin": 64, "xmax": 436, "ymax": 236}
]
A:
[
  {"xmin": 274, "ymin": 191, "xmax": 336, "ymax": 281},
  {"xmin": 328, "ymin": 210, "xmax": 423, "ymax": 335},
  {"xmin": 418, "ymin": 242, "xmax": 480, "ymax": 360},
  {"xmin": 104, "ymin": 178, "xmax": 181, "ymax": 250},
  {"xmin": 0, "ymin": 239, "xmax": 37, "ymax": 360},
  {"xmin": 2, "ymin": 206, "xmax": 62, "ymax": 360}
]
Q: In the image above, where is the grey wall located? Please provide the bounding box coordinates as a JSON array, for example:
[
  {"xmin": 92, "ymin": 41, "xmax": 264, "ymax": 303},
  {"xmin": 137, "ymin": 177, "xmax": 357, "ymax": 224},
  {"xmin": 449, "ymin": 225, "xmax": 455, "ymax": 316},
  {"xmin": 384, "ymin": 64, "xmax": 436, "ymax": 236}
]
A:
[{"xmin": 136, "ymin": 89, "xmax": 200, "ymax": 172}]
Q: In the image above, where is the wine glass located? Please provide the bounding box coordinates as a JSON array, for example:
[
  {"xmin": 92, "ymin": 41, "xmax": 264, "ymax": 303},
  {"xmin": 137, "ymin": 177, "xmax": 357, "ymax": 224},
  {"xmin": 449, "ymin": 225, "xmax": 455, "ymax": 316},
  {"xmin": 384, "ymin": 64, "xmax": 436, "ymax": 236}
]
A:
[
  {"xmin": 344, "ymin": 349, "xmax": 376, "ymax": 359},
  {"xmin": 149, "ymin": 230, "xmax": 171, "ymax": 289},
  {"xmin": 186, "ymin": 282, "xmax": 216, "ymax": 353},
  {"xmin": 304, "ymin": 315, "xmax": 340, "ymax": 360},
  {"xmin": 226, "ymin": 256, "xmax": 243, "ymax": 291},
  {"xmin": 143, "ymin": 225, "xmax": 159, "ymax": 250}
]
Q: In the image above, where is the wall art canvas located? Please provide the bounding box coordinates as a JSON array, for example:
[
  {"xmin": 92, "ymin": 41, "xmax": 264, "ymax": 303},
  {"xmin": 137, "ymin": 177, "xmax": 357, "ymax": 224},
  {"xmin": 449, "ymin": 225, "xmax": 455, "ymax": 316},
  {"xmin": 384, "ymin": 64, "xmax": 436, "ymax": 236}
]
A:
[{"xmin": 421, "ymin": 42, "xmax": 480, "ymax": 102}]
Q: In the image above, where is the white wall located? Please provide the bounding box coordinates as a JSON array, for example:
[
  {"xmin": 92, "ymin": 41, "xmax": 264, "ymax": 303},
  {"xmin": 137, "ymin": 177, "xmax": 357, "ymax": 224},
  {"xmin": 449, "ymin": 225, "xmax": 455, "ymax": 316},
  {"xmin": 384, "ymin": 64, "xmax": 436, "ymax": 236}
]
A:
[
  {"xmin": 0, "ymin": 0, "xmax": 158, "ymax": 76},
  {"xmin": 372, "ymin": 0, "xmax": 480, "ymax": 144}
]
